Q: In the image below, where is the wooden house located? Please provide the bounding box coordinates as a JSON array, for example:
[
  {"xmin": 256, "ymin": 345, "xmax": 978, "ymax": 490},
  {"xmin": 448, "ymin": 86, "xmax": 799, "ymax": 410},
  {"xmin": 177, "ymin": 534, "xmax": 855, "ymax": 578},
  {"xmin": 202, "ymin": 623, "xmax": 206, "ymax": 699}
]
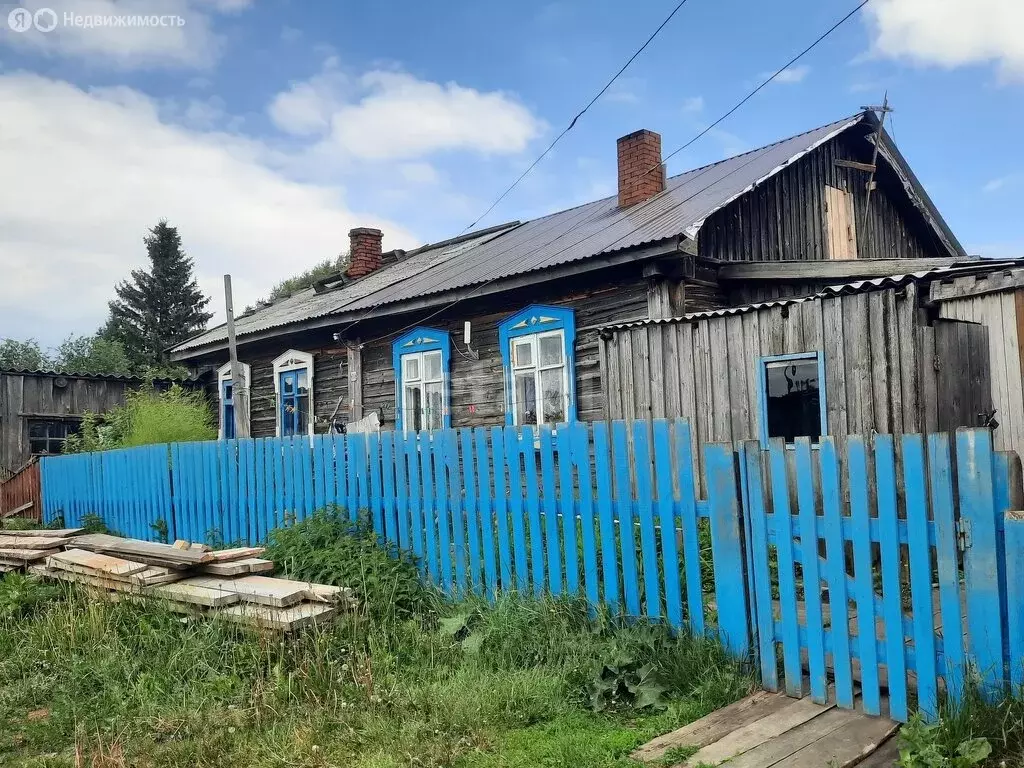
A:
[{"xmin": 169, "ymin": 111, "xmax": 978, "ymax": 440}]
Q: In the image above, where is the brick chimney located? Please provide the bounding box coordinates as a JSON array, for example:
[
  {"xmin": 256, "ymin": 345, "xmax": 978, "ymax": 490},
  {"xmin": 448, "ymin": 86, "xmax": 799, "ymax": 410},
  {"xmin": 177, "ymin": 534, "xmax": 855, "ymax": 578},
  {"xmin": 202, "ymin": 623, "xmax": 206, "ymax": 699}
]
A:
[
  {"xmin": 617, "ymin": 129, "xmax": 665, "ymax": 208},
  {"xmin": 346, "ymin": 227, "xmax": 383, "ymax": 279}
]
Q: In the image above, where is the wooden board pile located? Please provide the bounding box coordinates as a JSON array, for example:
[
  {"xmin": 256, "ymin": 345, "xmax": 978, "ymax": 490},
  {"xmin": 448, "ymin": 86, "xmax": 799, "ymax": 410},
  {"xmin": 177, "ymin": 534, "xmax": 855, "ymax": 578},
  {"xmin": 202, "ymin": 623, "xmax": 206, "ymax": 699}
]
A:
[
  {"xmin": 0, "ymin": 528, "xmax": 86, "ymax": 571},
  {"xmin": 15, "ymin": 532, "xmax": 351, "ymax": 632}
]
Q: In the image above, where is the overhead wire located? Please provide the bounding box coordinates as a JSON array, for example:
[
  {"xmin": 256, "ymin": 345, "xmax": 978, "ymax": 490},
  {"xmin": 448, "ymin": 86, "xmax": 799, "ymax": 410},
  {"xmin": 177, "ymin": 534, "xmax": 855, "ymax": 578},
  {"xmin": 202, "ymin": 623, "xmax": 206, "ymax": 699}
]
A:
[{"xmin": 328, "ymin": 0, "xmax": 877, "ymax": 354}]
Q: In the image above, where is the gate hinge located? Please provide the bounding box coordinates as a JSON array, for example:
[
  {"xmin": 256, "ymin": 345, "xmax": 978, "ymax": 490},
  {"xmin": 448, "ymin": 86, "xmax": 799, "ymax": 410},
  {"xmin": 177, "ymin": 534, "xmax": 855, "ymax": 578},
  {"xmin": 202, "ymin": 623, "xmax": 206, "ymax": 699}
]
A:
[{"xmin": 956, "ymin": 519, "xmax": 973, "ymax": 551}]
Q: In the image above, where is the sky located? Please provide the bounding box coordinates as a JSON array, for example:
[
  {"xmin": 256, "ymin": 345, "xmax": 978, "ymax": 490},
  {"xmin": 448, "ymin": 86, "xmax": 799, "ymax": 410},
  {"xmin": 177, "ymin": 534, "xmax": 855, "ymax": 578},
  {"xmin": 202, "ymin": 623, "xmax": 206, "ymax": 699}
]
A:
[{"xmin": 0, "ymin": 0, "xmax": 1022, "ymax": 347}]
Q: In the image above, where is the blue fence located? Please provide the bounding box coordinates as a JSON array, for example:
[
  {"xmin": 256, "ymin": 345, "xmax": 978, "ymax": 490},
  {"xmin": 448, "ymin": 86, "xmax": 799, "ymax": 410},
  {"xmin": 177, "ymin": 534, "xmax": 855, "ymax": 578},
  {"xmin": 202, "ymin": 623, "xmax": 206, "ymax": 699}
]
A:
[{"xmin": 38, "ymin": 421, "xmax": 1024, "ymax": 721}]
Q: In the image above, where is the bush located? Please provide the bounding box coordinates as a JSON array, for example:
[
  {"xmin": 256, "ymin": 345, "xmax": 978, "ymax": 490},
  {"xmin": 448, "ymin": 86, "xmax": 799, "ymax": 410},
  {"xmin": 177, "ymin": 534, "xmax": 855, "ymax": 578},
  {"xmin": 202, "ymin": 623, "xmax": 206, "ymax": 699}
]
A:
[
  {"xmin": 264, "ymin": 507, "xmax": 438, "ymax": 623},
  {"xmin": 64, "ymin": 384, "xmax": 215, "ymax": 453}
]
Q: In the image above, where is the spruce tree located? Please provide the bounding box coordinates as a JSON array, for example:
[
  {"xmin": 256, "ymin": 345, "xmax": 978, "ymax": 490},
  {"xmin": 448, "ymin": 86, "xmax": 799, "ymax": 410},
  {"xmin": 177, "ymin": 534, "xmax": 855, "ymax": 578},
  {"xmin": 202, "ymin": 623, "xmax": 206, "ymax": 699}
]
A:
[{"xmin": 105, "ymin": 221, "xmax": 213, "ymax": 371}]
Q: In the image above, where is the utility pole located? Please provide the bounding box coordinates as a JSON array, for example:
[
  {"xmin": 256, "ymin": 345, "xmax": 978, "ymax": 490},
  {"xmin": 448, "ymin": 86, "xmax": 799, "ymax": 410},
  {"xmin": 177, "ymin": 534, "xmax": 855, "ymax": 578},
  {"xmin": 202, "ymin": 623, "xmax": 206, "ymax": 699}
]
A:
[
  {"xmin": 862, "ymin": 92, "xmax": 893, "ymax": 210},
  {"xmin": 223, "ymin": 274, "xmax": 250, "ymax": 439}
]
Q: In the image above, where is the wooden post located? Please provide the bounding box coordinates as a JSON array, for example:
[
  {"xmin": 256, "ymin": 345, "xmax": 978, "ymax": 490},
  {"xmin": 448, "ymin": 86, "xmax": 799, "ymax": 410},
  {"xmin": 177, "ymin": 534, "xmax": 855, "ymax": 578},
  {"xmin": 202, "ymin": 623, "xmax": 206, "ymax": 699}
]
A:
[{"xmin": 223, "ymin": 274, "xmax": 250, "ymax": 439}]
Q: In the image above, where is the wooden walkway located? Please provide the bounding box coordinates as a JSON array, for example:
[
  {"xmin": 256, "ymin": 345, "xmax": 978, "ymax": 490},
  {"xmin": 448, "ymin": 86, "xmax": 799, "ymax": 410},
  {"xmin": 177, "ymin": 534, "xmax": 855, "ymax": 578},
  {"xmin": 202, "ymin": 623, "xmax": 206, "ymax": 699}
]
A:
[{"xmin": 633, "ymin": 691, "xmax": 898, "ymax": 767}]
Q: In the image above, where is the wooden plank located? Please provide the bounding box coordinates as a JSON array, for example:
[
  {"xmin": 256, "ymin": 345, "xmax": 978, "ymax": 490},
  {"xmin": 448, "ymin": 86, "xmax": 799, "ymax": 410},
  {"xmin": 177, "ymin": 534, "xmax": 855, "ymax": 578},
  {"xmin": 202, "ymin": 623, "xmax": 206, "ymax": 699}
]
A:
[
  {"xmin": 593, "ymin": 422, "xmax": 619, "ymax": 614},
  {"xmin": 48, "ymin": 548, "xmax": 149, "ymax": 577},
  {"xmin": 218, "ymin": 601, "xmax": 336, "ymax": 631},
  {"xmin": 633, "ymin": 421, "xmax": 660, "ymax": 620},
  {"xmin": 152, "ymin": 581, "xmax": 241, "ymax": 608},
  {"xmin": 180, "ymin": 575, "xmax": 309, "ymax": 608},
  {"xmin": 207, "ymin": 546, "xmax": 266, "ymax": 562},
  {"xmin": 613, "ymin": 421, "xmax": 641, "ymax": 616},
  {"xmin": 708, "ymin": 319, "xmax": 733, "ymax": 441},
  {"xmin": 848, "ymin": 436, "xmax": 881, "ymax": 716},
  {"xmin": 0, "ymin": 535, "xmax": 69, "ymax": 550},
  {"xmin": 794, "ymin": 438, "xmax": 827, "ymax": 704},
  {"xmin": 705, "ymin": 443, "xmax": 749, "ymax": 657},
  {"xmin": 5, "ymin": 527, "xmax": 83, "ymax": 537},
  {"xmin": 743, "ymin": 442, "xmax": 778, "ymax": 692},
  {"xmin": 820, "ymin": 438, "xmax": 854, "ymax": 709},
  {"xmin": 631, "ymin": 691, "xmax": 793, "ymax": 762},
  {"xmin": 720, "ymin": 256, "xmax": 964, "ymax": 282},
  {"xmin": 573, "ymin": 422, "xmax": 600, "ymax": 609},
  {"xmin": 0, "ymin": 547, "xmax": 58, "ymax": 563},
  {"xmin": 896, "ymin": 284, "xmax": 919, "ymax": 433},
  {"xmin": 652, "ymin": 420, "xmax": 682, "ymax": 629},
  {"xmin": 70, "ymin": 533, "xmax": 214, "ymax": 565},
  {"xmin": 770, "ymin": 439, "xmax": 802, "ymax": 697},
  {"xmin": 198, "ymin": 558, "xmax": 275, "ymax": 577},
  {"xmin": 771, "ymin": 713, "xmax": 899, "ymax": 768},
  {"xmin": 675, "ymin": 420, "xmax": 704, "ymax": 635},
  {"xmin": 720, "ymin": 707, "xmax": 857, "ymax": 768},
  {"xmin": 679, "ymin": 697, "xmax": 836, "ymax": 767},
  {"xmin": 867, "ymin": 292, "xmax": 890, "ymax": 434}
]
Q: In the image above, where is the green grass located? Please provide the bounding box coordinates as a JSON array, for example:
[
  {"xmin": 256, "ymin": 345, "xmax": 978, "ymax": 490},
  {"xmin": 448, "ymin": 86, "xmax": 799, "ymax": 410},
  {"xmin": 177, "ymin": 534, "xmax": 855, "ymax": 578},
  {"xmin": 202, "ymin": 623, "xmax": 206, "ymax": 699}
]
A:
[{"xmin": 0, "ymin": 578, "xmax": 752, "ymax": 767}]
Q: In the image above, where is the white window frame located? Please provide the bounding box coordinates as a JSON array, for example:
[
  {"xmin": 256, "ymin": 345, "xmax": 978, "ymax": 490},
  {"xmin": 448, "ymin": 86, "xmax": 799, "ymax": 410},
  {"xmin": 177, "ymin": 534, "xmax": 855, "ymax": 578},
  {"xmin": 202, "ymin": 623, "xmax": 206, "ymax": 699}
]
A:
[
  {"xmin": 509, "ymin": 328, "xmax": 570, "ymax": 427},
  {"xmin": 217, "ymin": 361, "xmax": 251, "ymax": 440},
  {"xmin": 272, "ymin": 349, "xmax": 315, "ymax": 437},
  {"xmin": 399, "ymin": 349, "xmax": 446, "ymax": 434}
]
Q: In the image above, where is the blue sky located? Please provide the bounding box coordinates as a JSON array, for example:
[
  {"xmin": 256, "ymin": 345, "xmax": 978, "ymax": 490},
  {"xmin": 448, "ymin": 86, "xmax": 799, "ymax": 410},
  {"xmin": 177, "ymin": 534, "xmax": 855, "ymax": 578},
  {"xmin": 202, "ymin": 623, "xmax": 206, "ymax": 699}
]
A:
[{"xmin": 1, "ymin": 0, "xmax": 1022, "ymax": 345}]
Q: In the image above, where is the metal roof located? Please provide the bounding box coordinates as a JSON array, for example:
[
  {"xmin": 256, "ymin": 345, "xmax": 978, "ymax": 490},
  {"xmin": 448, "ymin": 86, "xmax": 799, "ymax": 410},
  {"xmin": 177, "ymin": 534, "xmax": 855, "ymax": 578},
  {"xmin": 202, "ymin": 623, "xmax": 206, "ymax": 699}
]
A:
[
  {"xmin": 597, "ymin": 261, "xmax": 1024, "ymax": 331},
  {"xmin": 173, "ymin": 112, "xmax": 962, "ymax": 357},
  {"xmin": 0, "ymin": 368, "xmax": 191, "ymax": 383}
]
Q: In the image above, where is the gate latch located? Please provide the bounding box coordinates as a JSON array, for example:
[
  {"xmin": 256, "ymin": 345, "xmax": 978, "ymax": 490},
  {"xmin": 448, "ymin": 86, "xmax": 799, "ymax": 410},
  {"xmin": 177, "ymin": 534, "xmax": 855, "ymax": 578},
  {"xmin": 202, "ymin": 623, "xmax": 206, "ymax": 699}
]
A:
[{"xmin": 956, "ymin": 519, "xmax": 973, "ymax": 551}]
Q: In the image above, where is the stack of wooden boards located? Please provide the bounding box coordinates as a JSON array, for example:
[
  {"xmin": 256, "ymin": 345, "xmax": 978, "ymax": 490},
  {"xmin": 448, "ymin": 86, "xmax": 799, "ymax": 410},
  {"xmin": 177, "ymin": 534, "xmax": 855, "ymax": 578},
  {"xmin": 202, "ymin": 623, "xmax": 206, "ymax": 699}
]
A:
[
  {"xmin": 0, "ymin": 528, "xmax": 86, "ymax": 571},
  {"xmin": 14, "ymin": 532, "xmax": 352, "ymax": 632}
]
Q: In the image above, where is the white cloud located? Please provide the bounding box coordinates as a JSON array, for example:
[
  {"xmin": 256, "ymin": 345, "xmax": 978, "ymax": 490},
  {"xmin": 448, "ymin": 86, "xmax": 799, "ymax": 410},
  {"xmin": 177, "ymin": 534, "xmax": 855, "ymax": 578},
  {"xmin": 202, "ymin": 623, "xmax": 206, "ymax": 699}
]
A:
[
  {"xmin": 280, "ymin": 25, "xmax": 302, "ymax": 43},
  {"xmin": 398, "ymin": 162, "xmax": 440, "ymax": 185},
  {"xmin": 763, "ymin": 65, "xmax": 810, "ymax": 84},
  {"xmin": 0, "ymin": 72, "xmax": 419, "ymax": 343},
  {"xmin": 864, "ymin": 0, "xmax": 1024, "ymax": 80},
  {"xmin": 681, "ymin": 95, "xmax": 704, "ymax": 113},
  {"xmin": 0, "ymin": 0, "xmax": 248, "ymax": 69},
  {"xmin": 604, "ymin": 76, "xmax": 644, "ymax": 104},
  {"xmin": 983, "ymin": 174, "xmax": 1020, "ymax": 193},
  {"xmin": 270, "ymin": 62, "xmax": 546, "ymax": 161}
]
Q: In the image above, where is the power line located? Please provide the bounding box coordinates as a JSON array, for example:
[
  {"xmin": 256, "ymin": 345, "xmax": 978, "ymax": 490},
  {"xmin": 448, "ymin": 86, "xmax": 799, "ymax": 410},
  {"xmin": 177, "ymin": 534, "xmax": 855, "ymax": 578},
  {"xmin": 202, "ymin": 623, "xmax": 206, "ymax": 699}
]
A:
[
  {"xmin": 657, "ymin": 0, "xmax": 873, "ymax": 170},
  {"xmin": 459, "ymin": 0, "xmax": 694, "ymax": 235},
  {"xmin": 336, "ymin": 0, "xmax": 875, "ymax": 350}
]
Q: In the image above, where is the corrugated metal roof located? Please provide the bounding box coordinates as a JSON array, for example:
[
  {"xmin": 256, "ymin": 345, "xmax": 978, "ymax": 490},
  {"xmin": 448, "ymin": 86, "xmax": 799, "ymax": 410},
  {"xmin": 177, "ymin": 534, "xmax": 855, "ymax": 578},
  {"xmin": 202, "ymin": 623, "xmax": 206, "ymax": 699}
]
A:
[
  {"xmin": 173, "ymin": 223, "xmax": 517, "ymax": 352},
  {"xmin": 0, "ymin": 368, "xmax": 192, "ymax": 383},
  {"xmin": 174, "ymin": 112, "xmax": 961, "ymax": 356},
  {"xmin": 597, "ymin": 261, "xmax": 1024, "ymax": 331}
]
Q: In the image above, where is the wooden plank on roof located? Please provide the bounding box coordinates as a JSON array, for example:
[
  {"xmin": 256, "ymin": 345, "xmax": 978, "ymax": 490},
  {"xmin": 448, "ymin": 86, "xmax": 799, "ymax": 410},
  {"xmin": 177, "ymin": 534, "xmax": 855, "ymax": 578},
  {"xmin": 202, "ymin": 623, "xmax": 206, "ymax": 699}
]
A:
[{"xmin": 719, "ymin": 257, "xmax": 965, "ymax": 282}]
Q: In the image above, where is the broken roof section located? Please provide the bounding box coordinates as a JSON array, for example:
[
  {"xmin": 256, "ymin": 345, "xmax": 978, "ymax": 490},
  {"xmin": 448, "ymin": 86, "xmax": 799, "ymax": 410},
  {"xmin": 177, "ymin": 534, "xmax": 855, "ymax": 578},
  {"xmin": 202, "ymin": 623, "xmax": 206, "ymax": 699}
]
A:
[{"xmin": 172, "ymin": 112, "xmax": 965, "ymax": 357}]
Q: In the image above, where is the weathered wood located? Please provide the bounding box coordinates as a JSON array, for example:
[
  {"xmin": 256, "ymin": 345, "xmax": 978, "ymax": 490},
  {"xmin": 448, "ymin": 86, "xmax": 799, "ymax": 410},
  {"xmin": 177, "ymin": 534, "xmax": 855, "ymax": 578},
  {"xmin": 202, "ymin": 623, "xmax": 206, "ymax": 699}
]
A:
[
  {"xmin": 4, "ymin": 527, "xmax": 83, "ymax": 537},
  {"xmin": 679, "ymin": 697, "xmax": 836, "ymax": 767},
  {"xmin": 930, "ymin": 268, "xmax": 1024, "ymax": 301},
  {"xmin": 631, "ymin": 691, "xmax": 793, "ymax": 762},
  {"xmin": 720, "ymin": 258, "xmax": 964, "ymax": 282},
  {"xmin": 825, "ymin": 186, "xmax": 858, "ymax": 260},
  {"xmin": 218, "ymin": 602, "xmax": 336, "ymax": 631},
  {"xmin": 0, "ymin": 535, "xmax": 70, "ymax": 550},
  {"xmin": 208, "ymin": 546, "xmax": 266, "ymax": 562},
  {"xmin": 69, "ymin": 534, "xmax": 215, "ymax": 566},
  {"xmin": 48, "ymin": 548, "xmax": 148, "ymax": 577},
  {"xmin": 151, "ymin": 581, "xmax": 242, "ymax": 608},
  {"xmin": 834, "ymin": 158, "xmax": 877, "ymax": 173},
  {"xmin": 768, "ymin": 714, "xmax": 899, "ymax": 768},
  {"xmin": 347, "ymin": 342, "xmax": 364, "ymax": 421},
  {"xmin": 181, "ymin": 575, "xmax": 310, "ymax": 608},
  {"xmin": 198, "ymin": 558, "xmax": 275, "ymax": 577},
  {"xmin": 0, "ymin": 547, "xmax": 58, "ymax": 563}
]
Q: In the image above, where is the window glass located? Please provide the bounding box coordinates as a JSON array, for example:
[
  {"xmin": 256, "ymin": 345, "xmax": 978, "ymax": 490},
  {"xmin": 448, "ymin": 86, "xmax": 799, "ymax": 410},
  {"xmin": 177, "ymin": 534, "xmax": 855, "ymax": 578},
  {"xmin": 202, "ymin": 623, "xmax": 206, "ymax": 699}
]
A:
[
  {"xmin": 28, "ymin": 419, "xmax": 77, "ymax": 455},
  {"xmin": 425, "ymin": 381, "xmax": 444, "ymax": 430},
  {"xmin": 764, "ymin": 358, "xmax": 821, "ymax": 443},
  {"xmin": 404, "ymin": 355, "xmax": 420, "ymax": 381},
  {"xmin": 513, "ymin": 339, "xmax": 533, "ymax": 368},
  {"xmin": 540, "ymin": 368, "xmax": 566, "ymax": 423},
  {"xmin": 282, "ymin": 376, "xmax": 295, "ymax": 396},
  {"xmin": 404, "ymin": 383, "xmax": 423, "ymax": 432},
  {"xmin": 224, "ymin": 382, "xmax": 233, "ymax": 401},
  {"xmin": 514, "ymin": 371, "xmax": 538, "ymax": 425},
  {"xmin": 297, "ymin": 369, "xmax": 309, "ymax": 392},
  {"xmin": 539, "ymin": 334, "xmax": 563, "ymax": 367},
  {"xmin": 423, "ymin": 350, "xmax": 443, "ymax": 382}
]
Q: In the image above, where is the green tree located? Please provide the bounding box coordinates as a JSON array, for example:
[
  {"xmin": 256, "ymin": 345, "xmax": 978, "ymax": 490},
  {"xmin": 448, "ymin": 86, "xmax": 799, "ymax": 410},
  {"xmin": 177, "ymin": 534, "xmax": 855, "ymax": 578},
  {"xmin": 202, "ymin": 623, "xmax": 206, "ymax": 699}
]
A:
[
  {"xmin": 53, "ymin": 334, "xmax": 133, "ymax": 375},
  {"xmin": 104, "ymin": 221, "xmax": 213, "ymax": 369},
  {"xmin": 244, "ymin": 254, "xmax": 347, "ymax": 313},
  {"xmin": 0, "ymin": 339, "xmax": 49, "ymax": 370}
]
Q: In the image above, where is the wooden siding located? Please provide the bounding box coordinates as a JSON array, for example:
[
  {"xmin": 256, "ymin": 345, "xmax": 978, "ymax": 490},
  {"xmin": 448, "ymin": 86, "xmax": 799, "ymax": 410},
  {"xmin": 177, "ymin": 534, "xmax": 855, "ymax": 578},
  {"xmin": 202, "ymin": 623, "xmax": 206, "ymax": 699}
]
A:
[
  {"xmin": 601, "ymin": 285, "xmax": 927, "ymax": 446},
  {"xmin": 246, "ymin": 347, "xmax": 348, "ymax": 438},
  {"xmin": 723, "ymin": 281, "xmax": 823, "ymax": 306},
  {"xmin": 361, "ymin": 281, "xmax": 650, "ymax": 430},
  {"xmin": 698, "ymin": 132, "xmax": 940, "ymax": 262},
  {"xmin": 938, "ymin": 291, "xmax": 1024, "ymax": 458},
  {"xmin": 0, "ymin": 372, "xmax": 137, "ymax": 472},
  {"xmin": 1, "ymin": 460, "xmax": 40, "ymax": 520}
]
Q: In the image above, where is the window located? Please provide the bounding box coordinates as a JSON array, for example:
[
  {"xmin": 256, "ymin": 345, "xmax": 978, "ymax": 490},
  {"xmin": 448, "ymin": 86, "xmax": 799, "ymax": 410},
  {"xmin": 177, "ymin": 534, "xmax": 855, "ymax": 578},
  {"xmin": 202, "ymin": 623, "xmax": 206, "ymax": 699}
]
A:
[
  {"xmin": 272, "ymin": 350, "xmax": 314, "ymax": 437},
  {"xmin": 393, "ymin": 327, "xmax": 451, "ymax": 433},
  {"xmin": 217, "ymin": 362, "xmax": 251, "ymax": 440},
  {"xmin": 28, "ymin": 419, "xmax": 79, "ymax": 455},
  {"xmin": 498, "ymin": 305, "xmax": 576, "ymax": 427},
  {"xmin": 758, "ymin": 352, "xmax": 827, "ymax": 446}
]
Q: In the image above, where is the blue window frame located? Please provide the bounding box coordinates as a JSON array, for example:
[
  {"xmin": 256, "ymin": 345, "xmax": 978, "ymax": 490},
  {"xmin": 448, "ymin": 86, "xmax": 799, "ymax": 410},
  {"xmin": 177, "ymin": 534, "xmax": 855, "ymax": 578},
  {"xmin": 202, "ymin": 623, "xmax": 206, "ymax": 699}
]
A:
[
  {"xmin": 393, "ymin": 327, "xmax": 451, "ymax": 433},
  {"xmin": 498, "ymin": 305, "xmax": 576, "ymax": 427},
  {"xmin": 273, "ymin": 350, "xmax": 314, "ymax": 437},
  {"xmin": 757, "ymin": 351, "xmax": 827, "ymax": 447}
]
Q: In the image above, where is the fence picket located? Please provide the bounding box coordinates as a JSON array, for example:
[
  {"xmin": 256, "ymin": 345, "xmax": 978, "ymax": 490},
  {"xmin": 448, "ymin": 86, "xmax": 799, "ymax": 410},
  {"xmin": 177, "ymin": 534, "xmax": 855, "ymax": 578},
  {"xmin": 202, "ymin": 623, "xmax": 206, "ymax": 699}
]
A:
[
  {"xmin": 794, "ymin": 439, "xmax": 827, "ymax": 704},
  {"xmin": 419, "ymin": 433, "xmax": 438, "ymax": 583},
  {"xmin": 612, "ymin": 421, "xmax": 640, "ymax": 617},
  {"xmin": 475, "ymin": 428, "xmax": 498, "ymax": 598},
  {"xmin": 742, "ymin": 441, "xmax": 777, "ymax": 691},
  {"xmin": 491, "ymin": 427, "xmax": 512, "ymax": 591},
  {"xmin": 434, "ymin": 431, "xmax": 454, "ymax": 591},
  {"xmin": 674, "ymin": 420, "xmax": 704, "ymax": 635},
  {"xmin": 928, "ymin": 434, "xmax": 965, "ymax": 702},
  {"xmin": 539, "ymin": 426, "xmax": 562, "ymax": 596},
  {"xmin": 821, "ymin": 437, "xmax": 854, "ymax": 710},
  {"xmin": 633, "ymin": 421, "xmax": 660, "ymax": 621},
  {"xmin": 504, "ymin": 428, "xmax": 529, "ymax": 593},
  {"xmin": 446, "ymin": 430, "xmax": 467, "ymax": 596},
  {"xmin": 848, "ymin": 436, "xmax": 881, "ymax": 716},
  {"xmin": 381, "ymin": 432, "xmax": 398, "ymax": 545},
  {"xmin": 521, "ymin": 426, "xmax": 545, "ymax": 596},
  {"xmin": 558, "ymin": 428, "xmax": 579, "ymax": 595},
  {"xmin": 653, "ymin": 420, "xmax": 682, "ymax": 630},
  {"xmin": 904, "ymin": 435, "xmax": 938, "ymax": 719},
  {"xmin": 1006, "ymin": 510, "xmax": 1024, "ymax": 689},
  {"xmin": 876, "ymin": 434, "xmax": 909, "ymax": 722},
  {"xmin": 771, "ymin": 438, "xmax": 803, "ymax": 698},
  {"xmin": 407, "ymin": 432, "xmax": 425, "ymax": 574},
  {"xmin": 593, "ymin": 422, "xmax": 619, "ymax": 614},
  {"xmin": 395, "ymin": 434, "xmax": 410, "ymax": 551},
  {"xmin": 460, "ymin": 429, "xmax": 482, "ymax": 595},
  {"xmin": 573, "ymin": 422, "xmax": 600, "ymax": 609}
]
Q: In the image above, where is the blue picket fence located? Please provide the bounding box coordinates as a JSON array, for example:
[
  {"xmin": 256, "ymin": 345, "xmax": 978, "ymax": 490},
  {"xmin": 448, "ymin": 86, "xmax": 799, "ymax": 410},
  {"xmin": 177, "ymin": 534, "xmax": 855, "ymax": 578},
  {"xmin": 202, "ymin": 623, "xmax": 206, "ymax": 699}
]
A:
[{"xmin": 38, "ymin": 420, "xmax": 1024, "ymax": 722}]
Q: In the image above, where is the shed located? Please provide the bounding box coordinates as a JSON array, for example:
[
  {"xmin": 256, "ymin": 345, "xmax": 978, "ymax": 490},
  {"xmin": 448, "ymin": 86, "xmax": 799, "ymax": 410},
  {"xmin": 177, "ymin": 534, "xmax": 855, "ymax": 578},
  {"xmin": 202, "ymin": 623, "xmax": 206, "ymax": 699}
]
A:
[{"xmin": 596, "ymin": 263, "xmax": 1021, "ymax": 468}]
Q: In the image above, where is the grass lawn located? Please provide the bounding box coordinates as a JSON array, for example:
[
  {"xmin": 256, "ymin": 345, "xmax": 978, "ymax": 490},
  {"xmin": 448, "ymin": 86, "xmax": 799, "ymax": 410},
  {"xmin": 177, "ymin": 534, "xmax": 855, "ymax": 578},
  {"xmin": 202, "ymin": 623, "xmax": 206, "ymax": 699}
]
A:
[{"xmin": 0, "ymin": 511, "xmax": 754, "ymax": 767}]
